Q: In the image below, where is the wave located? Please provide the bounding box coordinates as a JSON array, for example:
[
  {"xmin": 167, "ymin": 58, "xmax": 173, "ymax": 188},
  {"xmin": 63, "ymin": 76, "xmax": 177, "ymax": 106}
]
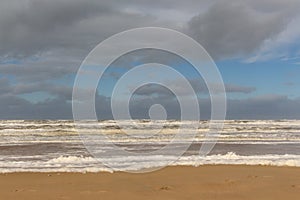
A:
[
  {"xmin": 1, "ymin": 152, "xmax": 300, "ymax": 173},
  {"xmin": 1, "ymin": 120, "xmax": 300, "ymax": 172}
]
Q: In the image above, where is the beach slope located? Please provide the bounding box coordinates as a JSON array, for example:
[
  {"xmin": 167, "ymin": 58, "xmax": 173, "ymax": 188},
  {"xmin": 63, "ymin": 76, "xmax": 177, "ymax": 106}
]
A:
[{"xmin": 1, "ymin": 165, "xmax": 300, "ymax": 200}]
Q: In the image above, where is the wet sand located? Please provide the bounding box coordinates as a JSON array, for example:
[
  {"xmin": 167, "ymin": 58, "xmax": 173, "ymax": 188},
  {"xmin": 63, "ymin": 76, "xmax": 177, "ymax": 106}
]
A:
[{"xmin": 1, "ymin": 165, "xmax": 300, "ymax": 200}]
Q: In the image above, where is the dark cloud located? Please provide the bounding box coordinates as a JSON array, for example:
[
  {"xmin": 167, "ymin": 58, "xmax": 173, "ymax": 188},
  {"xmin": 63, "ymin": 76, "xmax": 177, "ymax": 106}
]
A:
[
  {"xmin": 284, "ymin": 82, "xmax": 295, "ymax": 86},
  {"xmin": 0, "ymin": 77, "xmax": 73, "ymax": 101},
  {"xmin": 0, "ymin": 78, "xmax": 12, "ymax": 95},
  {"xmin": 129, "ymin": 95, "xmax": 181, "ymax": 120},
  {"xmin": 1, "ymin": 93, "xmax": 299, "ymax": 120},
  {"xmin": 105, "ymin": 94, "xmax": 300, "ymax": 120},
  {"xmin": 14, "ymin": 83, "xmax": 72, "ymax": 100},
  {"xmin": 227, "ymin": 95, "xmax": 300, "ymax": 119},
  {"xmin": 133, "ymin": 84, "xmax": 174, "ymax": 97},
  {"xmin": 0, "ymin": 0, "xmax": 160, "ymax": 58},
  {"xmin": 0, "ymin": 62, "xmax": 77, "ymax": 82},
  {"xmin": 132, "ymin": 81, "xmax": 255, "ymax": 97},
  {"xmin": 1, "ymin": 0, "xmax": 299, "ymax": 59},
  {"xmin": 0, "ymin": 94, "xmax": 34, "ymax": 119},
  {"xmin": 225, "ymin": 84, "xmax": 255, "ymax": 94},
  {"xmin": 187, "ymin": 0, "xmax": 300, "ymax": 59}
]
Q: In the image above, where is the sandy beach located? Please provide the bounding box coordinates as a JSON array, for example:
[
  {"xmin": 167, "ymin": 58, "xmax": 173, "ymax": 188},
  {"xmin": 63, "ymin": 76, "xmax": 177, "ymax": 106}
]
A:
[{"xmin": 1, "ymin": 165, "xmax": 299, "ymax": 200}]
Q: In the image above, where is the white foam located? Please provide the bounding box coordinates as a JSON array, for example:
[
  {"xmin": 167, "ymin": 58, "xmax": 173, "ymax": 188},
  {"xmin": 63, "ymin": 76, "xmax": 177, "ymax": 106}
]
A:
[{"xmin": 1, "ymin": 152, "xmax": 300, "ymax": 173}]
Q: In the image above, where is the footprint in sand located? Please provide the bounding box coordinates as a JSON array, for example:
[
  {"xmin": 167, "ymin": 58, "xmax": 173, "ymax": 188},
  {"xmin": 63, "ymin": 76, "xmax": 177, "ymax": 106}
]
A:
[
  {"xmin": 291, "ymin": 184, "xmax": 300, "ymax": 189},
  {"xmin": 159, "ymin": 186, "xmax": 172, "ymax": 191},
  {"xmin": 14, "ymin": 189, "xmax": 25, "ymax": 192}
]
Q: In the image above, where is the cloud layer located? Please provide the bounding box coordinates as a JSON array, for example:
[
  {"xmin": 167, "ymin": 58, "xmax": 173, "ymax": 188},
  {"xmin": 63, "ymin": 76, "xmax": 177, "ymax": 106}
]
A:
[
  {"xmin": 0, "ymin": 0, "xmax": 299, "ymax": 119},
  {"xmin": 188, "ymin": 0, "xmax": 300, "ymax": 59}
]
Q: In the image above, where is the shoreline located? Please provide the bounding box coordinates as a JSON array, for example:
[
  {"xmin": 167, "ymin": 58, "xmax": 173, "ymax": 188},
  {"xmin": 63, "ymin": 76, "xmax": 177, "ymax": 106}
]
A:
[
  {"xmin": 1, "ymin": 165, "xmax": 300, "ymax": 200},
  {"xmin": 1, "ymin": 163, "xmax": 300, "ymax": 174}
]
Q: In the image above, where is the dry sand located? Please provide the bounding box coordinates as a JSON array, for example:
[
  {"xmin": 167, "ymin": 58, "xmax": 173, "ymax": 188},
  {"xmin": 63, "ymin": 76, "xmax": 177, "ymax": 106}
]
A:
[{"xmin": 1, "ymin": 165, "xmax": 300, "ymax": 200}]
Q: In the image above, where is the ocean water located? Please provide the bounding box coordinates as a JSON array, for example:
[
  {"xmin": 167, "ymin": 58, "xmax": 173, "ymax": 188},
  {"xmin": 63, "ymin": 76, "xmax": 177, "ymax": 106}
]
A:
[{"xmin": 0, "ymin": 120, "xmax": 300, "ymax": 173}]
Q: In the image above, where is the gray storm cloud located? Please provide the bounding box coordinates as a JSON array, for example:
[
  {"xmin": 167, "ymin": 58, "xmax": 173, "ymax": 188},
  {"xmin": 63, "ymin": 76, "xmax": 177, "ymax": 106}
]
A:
[
  {"xmin": 0, "ymin": 0, "xmax": 299, "ymax": 59},
  {"xmin": 187, "ymin": 0, "xmax": 300, "ymax": 59}
]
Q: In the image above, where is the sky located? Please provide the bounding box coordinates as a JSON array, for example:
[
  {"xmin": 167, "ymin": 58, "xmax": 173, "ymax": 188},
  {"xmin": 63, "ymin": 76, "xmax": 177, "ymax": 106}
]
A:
[{"xmin": 0, "ymin": 0, "xmax": 300, "ymax": 119}]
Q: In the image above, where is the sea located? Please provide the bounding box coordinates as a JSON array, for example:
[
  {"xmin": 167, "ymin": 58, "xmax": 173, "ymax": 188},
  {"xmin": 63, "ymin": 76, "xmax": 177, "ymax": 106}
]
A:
[{"xmin": 1, "ymin": 120, "xmax": 300, "ymax": 173}]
